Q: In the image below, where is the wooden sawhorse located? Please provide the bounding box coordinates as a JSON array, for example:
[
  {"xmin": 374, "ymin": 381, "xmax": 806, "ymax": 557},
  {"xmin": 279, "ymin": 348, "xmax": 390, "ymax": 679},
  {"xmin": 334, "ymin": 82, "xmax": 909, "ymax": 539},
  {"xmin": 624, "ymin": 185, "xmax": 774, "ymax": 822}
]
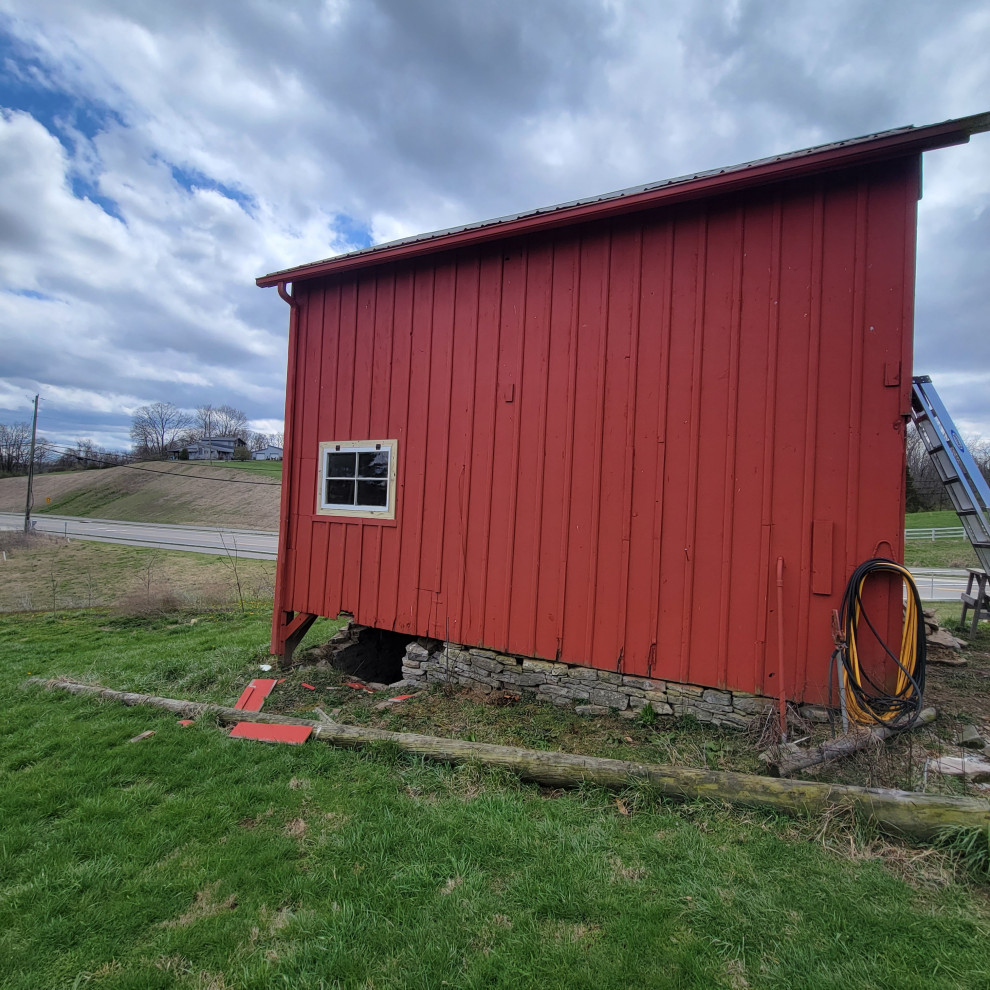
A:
[{"xmin": 960, "ymin": 568, "xmax": 990, "ymax": 637}]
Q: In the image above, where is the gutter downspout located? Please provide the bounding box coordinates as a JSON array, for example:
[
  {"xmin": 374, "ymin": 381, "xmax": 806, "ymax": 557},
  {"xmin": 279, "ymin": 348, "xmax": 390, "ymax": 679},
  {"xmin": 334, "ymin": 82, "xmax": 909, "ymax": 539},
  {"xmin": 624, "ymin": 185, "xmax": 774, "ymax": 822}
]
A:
[{"xmin": 271, "ymin": 281, "xmax": 300, "ymax": 659}]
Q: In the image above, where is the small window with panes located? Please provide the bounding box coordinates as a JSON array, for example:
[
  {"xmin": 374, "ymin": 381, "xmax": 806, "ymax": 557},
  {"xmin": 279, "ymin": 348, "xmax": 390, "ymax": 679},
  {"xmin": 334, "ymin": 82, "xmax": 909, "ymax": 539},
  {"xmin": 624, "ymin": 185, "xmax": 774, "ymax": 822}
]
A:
[{"xmin": 317, "ymin": 440, "xmax": 397, "ymax": 519}]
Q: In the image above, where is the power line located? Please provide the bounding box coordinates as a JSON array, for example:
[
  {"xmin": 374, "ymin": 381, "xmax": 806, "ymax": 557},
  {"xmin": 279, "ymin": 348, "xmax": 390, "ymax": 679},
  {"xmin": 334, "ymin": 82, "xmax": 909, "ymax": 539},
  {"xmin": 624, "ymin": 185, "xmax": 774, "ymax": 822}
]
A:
[{"xmin": 39, "ymin": 442, "xmax": 282, "ymax": 486}]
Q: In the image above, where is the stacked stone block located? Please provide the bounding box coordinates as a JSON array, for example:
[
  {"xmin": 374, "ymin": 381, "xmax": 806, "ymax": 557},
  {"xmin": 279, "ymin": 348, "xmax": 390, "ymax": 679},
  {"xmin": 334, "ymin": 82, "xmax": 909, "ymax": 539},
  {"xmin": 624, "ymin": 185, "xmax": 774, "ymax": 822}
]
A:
[{"xmin": 401, "ymin": 640, "xmax": 775, "ymax": 729}]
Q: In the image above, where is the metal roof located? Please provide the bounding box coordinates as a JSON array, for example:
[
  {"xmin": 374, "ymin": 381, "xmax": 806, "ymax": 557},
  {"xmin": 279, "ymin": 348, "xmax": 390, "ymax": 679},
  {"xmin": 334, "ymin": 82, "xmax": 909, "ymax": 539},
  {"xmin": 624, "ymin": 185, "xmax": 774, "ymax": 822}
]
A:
[{"xmin": 258, "ymin": 111, "xmax": 990, "ymax": 288}]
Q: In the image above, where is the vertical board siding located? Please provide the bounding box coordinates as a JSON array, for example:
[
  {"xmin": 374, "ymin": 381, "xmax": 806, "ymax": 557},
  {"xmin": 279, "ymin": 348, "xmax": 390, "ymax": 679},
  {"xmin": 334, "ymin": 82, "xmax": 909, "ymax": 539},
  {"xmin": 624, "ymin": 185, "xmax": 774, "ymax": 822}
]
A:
[{"xmin": 283, "ymin": 162, "xmax": 917, "ymax": 703}]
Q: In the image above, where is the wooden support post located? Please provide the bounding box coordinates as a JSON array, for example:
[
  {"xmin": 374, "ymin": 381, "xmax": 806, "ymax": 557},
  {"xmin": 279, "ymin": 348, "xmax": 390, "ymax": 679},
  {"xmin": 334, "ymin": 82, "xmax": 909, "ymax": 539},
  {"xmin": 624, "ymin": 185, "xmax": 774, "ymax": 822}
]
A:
[{"xmin": 273, "ymin": 610, "xmax": 318, "ymax": 664}]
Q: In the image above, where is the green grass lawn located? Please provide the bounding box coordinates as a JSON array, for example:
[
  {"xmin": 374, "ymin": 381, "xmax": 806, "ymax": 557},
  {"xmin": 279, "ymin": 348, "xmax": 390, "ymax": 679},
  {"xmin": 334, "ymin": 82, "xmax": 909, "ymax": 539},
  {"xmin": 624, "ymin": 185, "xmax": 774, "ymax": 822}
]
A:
[
  {"xmin": 904, "ymin": 538, "xmax": 980, "ymax": 569},
  {"xmin": 904, "ymin": 510, "xmax": 979, "ymax": 568},
  {"xmin": 205, "ymin": 459, "xmax": 283, "ymax": 478},
  {"xmin": 3, "ymin": 607, "xmax": 990, "ymax": 988},
  {"xmin": 905, "ymin": 510, "xmax": 964, "ymax": 529}
]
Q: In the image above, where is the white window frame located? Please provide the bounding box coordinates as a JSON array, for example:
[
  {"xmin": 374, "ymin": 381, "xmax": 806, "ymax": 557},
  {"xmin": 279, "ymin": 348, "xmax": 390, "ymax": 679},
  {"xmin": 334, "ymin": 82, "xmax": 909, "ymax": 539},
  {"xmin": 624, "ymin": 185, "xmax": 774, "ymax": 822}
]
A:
[{"xmin": 317, "ymin": 439, "xmax": 397, "ymax": 520}]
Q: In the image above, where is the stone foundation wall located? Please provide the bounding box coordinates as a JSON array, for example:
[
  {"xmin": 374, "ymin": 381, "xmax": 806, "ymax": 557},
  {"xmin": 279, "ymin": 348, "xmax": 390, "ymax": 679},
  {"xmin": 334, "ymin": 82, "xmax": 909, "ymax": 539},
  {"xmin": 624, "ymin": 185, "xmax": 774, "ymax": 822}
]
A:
[{"xmin": 401, "ymin": 640, "xmax": 775, "ymax": 729}]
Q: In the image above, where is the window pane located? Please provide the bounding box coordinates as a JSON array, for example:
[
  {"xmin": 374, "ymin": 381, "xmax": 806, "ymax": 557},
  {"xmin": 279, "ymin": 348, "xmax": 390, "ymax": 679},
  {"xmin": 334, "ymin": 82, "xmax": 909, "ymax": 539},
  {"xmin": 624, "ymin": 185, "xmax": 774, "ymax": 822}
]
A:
[
  {"xmin": 325, "ymin": 479, "xmax": 356, "ymax": 505},
  {"xmin": 326, "ymin": 451, "xmax": 356, "ymax": 478},
  {"xmin": 358, "ymin": 449, "xmax": 390, "ymax": 478},
  {"xmin": 356, "ymin": 480, "xmax": 388, "ymax": 507}
]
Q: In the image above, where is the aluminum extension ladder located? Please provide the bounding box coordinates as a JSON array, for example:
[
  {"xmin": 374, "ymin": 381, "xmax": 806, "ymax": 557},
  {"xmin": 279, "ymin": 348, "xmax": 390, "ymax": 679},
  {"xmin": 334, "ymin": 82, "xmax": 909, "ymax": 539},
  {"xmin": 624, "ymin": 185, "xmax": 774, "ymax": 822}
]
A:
[{"xmin": 910, "ymin": 375, "xmax": 990, "ymax": 573}]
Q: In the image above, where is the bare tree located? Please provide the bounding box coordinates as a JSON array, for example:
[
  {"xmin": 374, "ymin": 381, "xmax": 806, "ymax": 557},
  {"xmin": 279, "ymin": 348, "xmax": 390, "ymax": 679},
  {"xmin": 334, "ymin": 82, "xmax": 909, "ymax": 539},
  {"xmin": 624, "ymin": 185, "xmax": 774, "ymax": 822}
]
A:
[
  {"xmin": 906, "ymin": 422, "xmax": 990, "ymax": 512},
  {"xmin": 53, "ymin": 439, "xmax": 129, "ymax": 471},
  {"xmin": 214, "ymin": 404, "xmax": 248, "ymax": 437},
  {"xmin": 130, "ymin": 401, "xmax": 194, "ymax": 459},
  {"xmin": 0, "ymin": 421, "xmax": 31, "ymax": 474},
  {"xmin": 194, "ymin": 403, "xmax": 217, "ymax": 441},
  {"xmin": 195, "ymin": 403, "xmax": 247, "ymax": 440}
]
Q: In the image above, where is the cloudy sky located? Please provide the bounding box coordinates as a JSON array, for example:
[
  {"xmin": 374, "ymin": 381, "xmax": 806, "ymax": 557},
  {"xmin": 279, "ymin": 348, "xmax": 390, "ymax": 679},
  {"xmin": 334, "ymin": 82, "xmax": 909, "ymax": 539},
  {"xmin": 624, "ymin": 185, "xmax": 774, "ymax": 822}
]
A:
[{"xmin": 1, "ymin": 0, "xmax": 988, "ymax": 452}]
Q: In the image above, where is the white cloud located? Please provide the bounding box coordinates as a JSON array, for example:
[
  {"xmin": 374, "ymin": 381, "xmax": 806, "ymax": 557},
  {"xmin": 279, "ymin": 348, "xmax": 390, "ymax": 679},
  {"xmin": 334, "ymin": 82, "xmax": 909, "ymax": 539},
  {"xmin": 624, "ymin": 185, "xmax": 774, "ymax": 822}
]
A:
[{"xmin": 0, "ymin": 0, "xmax": 988, "ymax": 447}]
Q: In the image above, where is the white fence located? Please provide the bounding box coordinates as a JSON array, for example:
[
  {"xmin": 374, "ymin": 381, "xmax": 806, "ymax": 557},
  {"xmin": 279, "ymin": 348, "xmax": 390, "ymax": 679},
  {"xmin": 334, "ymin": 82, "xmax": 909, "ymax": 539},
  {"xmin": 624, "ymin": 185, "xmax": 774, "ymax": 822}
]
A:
[{"xmin": 905, "ymin": 526, "xmax": 966, "ymax": 541}]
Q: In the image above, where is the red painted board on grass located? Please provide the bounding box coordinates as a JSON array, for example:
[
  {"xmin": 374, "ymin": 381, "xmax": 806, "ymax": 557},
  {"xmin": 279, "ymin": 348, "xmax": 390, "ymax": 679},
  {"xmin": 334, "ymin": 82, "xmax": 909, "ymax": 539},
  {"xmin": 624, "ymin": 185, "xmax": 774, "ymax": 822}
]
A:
[
  {"xmin": 234, "ymin": 684, "xmax": 255, "ymax": 709},
  {"xmin": 229, "ymin": 721, "xmax": 313, "ymax": 745},
  {"xmin": 178, "ymin": 719, "xmax": 195, "ymax": 727},
  {"xmin": 389, "ymin": 694, "xmax": 415, "ymax": 702},
  {"xmin": 345, "ymin": 682, "xmax": 375, "ymax": 692},
  {"xmin": 234, "ymin": 678, "xmax": 279, "ymax": 712},
  {"xmin": 301, "ymin": 683, "xmax": 316, "ymax": 690}
]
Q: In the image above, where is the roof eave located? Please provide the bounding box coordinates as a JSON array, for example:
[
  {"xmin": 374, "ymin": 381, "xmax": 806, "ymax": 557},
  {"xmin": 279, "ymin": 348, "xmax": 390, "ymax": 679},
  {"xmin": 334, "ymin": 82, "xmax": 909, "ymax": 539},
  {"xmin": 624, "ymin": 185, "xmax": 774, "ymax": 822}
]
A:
[{"xmin": 257, "ymin": 112, "xmax": 990, "ymax": 289}]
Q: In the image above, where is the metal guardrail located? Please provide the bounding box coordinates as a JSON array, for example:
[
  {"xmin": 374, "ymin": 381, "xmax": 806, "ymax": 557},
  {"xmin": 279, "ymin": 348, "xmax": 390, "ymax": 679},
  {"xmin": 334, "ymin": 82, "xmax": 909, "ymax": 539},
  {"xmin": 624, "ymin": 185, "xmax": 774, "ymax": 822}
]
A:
[{"xmin": 905, "ymin": 526, "xmax": 966, "ymax": 541}]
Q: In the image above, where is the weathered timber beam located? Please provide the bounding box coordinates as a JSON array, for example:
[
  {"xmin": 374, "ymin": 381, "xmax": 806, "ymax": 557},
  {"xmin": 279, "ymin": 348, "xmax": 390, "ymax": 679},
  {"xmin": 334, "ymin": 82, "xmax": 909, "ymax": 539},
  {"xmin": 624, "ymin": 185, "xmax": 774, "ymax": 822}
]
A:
[
  {"xmin": 771, "ymin": 708, "xmax": 938, "ymax": 777},
  {"xmin": 27, "ymin": 678, "xmax": 990, "ymax": 843}
]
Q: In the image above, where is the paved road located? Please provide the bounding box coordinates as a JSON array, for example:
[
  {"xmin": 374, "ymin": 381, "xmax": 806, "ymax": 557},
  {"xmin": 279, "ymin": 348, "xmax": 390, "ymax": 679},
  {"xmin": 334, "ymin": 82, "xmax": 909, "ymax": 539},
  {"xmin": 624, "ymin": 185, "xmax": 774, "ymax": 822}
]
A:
[
  {"xmin": 0, "ymin": 512, "xmax": 974, "ymax": 600},
  {"xmin": 0, "ymin": 512, "xmax": 277, "ymax": 560},
  {"xmin": 909, "ymin": 568, "xmax": 973, "ymax": 603}
]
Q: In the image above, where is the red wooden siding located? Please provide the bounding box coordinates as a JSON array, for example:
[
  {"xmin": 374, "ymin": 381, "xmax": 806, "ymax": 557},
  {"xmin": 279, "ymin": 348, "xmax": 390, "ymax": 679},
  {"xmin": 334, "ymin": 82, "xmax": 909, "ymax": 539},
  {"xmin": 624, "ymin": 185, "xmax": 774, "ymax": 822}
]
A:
[{"xmin": 278, "ymin": 159, "xmax": 920, "ymax": 702}]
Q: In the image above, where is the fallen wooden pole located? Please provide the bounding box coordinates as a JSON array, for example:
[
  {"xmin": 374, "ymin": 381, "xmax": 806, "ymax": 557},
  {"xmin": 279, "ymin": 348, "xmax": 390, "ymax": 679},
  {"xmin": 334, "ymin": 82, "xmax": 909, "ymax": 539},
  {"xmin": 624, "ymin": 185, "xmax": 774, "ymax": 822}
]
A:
[
  {"xmin": 771, "ymin": 707, "xmax": 938, "ymax": 777},
  {"xmin": 28, "ymin": 678, "xmax": 990, "ymax": 843}
]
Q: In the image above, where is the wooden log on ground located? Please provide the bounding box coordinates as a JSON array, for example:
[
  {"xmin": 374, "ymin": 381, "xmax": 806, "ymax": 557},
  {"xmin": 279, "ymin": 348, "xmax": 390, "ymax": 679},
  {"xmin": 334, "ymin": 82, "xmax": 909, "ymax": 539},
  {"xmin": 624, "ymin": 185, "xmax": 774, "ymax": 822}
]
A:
[
  {"xmin": 771, "ymin": 708, "xmax": 938, "ymax": 777},
  {"xmin": 27, "ymin": 678, "xmax": 990, "ymax": 843}
]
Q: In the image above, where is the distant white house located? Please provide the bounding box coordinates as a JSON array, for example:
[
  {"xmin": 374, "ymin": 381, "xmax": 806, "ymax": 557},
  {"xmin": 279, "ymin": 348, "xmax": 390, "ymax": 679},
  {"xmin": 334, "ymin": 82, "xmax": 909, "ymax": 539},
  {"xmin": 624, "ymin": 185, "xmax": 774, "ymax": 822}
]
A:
[
  {"xmin": 169, "ymin": 436, "xmax": 249, "ymax": 461},
  {"xmin": 252, "ymin": 445, "xmax": 283, "ymax": 461}
]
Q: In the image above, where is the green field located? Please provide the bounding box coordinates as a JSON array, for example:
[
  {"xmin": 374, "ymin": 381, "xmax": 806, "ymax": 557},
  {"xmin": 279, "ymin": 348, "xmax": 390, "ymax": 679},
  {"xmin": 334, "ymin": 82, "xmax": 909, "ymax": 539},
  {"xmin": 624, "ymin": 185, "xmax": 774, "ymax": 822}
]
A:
[
  {"xmin": 904, "ymin": 510, "xmax": 979, "ymax": 569},
  {"xmin": 2, "ymin": 603, "xmax": 990, "ymax": 988},
  {"xmin": 198, "ymin": 458, "xmax": 283, "ymax": 478},
  {"xmin": 905, "ymin": 510, "xmax": 965, "ymax": 530}
]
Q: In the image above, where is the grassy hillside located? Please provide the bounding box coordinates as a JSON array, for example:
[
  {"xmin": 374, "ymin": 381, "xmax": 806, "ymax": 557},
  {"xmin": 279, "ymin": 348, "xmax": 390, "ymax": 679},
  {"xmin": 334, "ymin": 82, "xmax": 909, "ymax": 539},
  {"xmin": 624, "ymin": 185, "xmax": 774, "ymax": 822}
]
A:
[{"xmin": 0, "ymin": 462, "xmax": 280, "ymax": 529}]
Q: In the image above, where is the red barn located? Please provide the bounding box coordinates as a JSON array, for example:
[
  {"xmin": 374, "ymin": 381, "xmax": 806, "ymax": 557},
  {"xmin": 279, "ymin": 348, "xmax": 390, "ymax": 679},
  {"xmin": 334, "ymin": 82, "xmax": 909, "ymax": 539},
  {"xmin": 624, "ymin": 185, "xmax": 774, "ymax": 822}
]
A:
[{"xmin": 258, "ymin": 113, "xmax": 988, "ymax": 720}]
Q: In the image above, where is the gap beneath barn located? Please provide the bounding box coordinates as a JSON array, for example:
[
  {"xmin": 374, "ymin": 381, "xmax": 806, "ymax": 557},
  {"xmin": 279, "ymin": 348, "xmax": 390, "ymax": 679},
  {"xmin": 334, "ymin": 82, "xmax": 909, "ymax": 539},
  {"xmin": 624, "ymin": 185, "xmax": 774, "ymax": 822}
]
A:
[
  {"xmin": 318, "ymin": 623, "xmax": 419, "ymax": 685},
  {"xmin": 313, "ymin": 623, "xmax": 789, "ymax": 727}
]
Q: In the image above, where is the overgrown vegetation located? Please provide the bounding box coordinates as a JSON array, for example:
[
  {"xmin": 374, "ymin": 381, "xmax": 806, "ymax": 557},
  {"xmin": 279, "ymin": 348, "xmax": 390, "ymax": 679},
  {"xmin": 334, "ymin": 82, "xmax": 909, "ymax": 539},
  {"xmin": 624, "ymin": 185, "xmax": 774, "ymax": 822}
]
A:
[{"xmin": 0, "ymin": 532, "xmax": 276, "ymax": 615}]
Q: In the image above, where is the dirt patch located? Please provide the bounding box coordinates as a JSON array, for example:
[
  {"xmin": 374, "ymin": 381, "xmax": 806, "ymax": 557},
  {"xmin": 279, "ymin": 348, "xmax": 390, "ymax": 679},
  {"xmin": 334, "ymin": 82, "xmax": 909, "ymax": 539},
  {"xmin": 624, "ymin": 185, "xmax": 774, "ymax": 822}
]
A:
[
  {"xmin": 607, "ymin": 854, "xmax": 647, "ymax": 882},
  {"xmin": 540, "ymin": 919, "xmax": 603, "ymax": 944},
  {"xmin": 161, "ymin": 882, "xmax": 238, "ymax": 928},
  {"xmin": 926, "ymin": 643, "xmax": 990, "ymax": 729},
  {"xmin": 248, "ymin": 905, "xmax": 295, "ymax": 947},
  {"xmin": 283, "ymin": 818, "xmax": 307, "ymax": 840},
  {"xmin": 439, "ymin": 875, "xmax": 463, "ymax": 895},
  {"xmin": 726, "ymin": 958, "xmax": 750, "ymax": 990}
]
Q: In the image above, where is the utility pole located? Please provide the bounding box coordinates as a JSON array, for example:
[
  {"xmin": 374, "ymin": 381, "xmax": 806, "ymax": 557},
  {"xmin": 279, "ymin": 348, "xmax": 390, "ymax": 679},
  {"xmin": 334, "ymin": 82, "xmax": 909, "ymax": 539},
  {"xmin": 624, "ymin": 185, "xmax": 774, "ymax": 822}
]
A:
[{"xmin": 23, "ymin": 394, "xmax": 39, "ymax": 534}]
